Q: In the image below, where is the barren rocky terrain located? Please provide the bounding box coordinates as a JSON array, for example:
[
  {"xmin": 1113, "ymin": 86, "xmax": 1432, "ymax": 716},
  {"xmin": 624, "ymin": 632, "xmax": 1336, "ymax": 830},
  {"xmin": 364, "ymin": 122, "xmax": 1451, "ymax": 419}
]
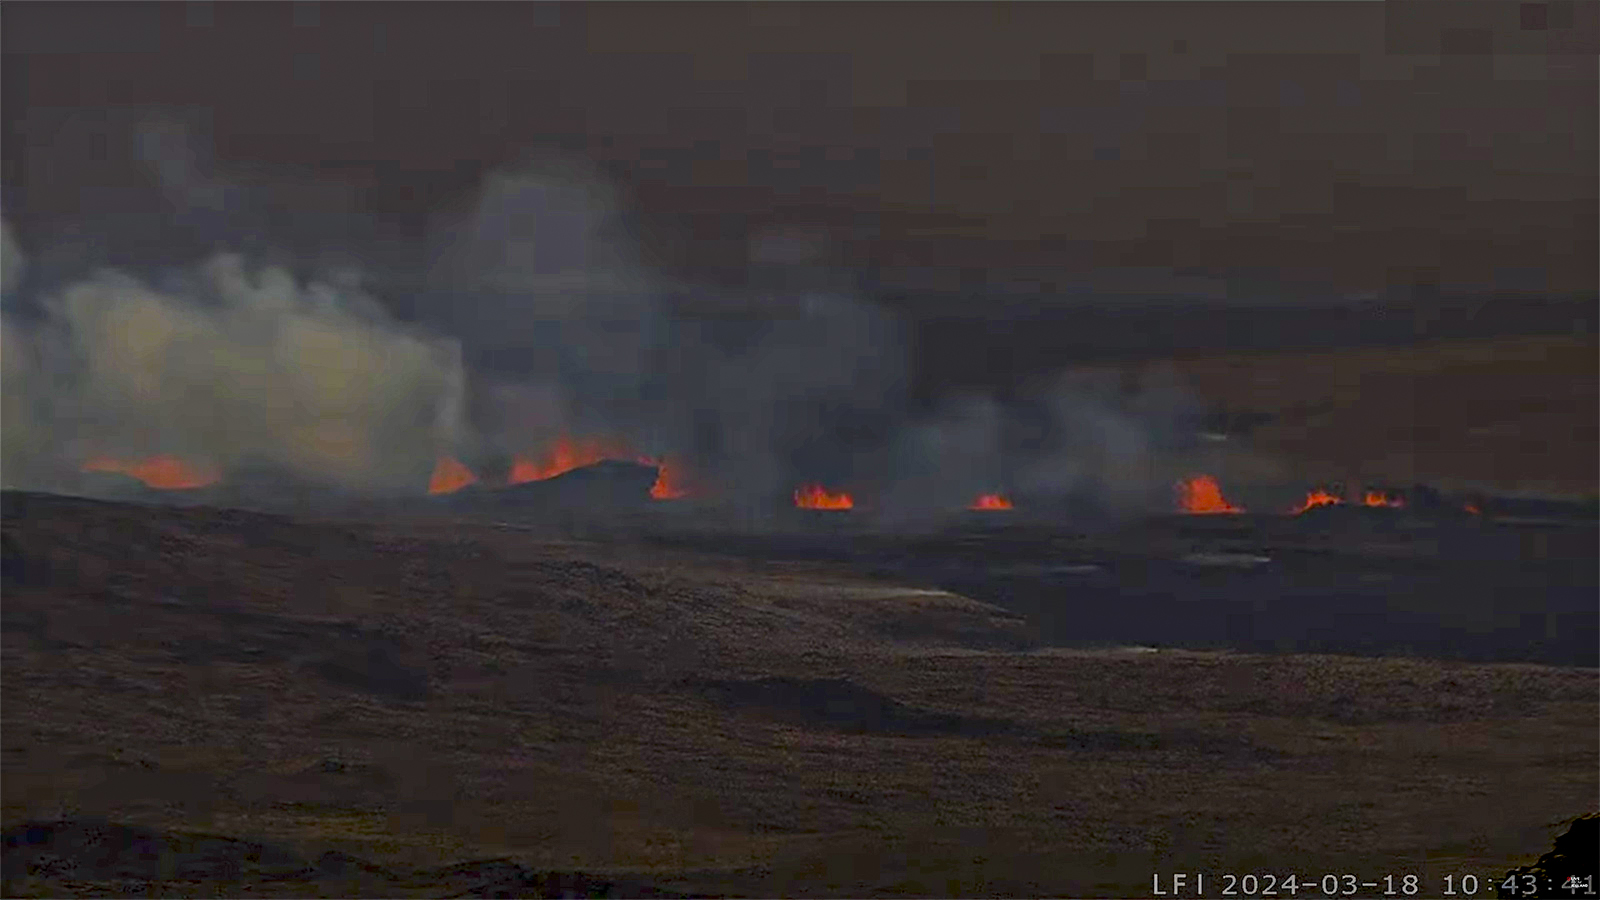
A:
[{"xmin": 2, "ymin": 490, "xmax": 1595, "ymax": 897}]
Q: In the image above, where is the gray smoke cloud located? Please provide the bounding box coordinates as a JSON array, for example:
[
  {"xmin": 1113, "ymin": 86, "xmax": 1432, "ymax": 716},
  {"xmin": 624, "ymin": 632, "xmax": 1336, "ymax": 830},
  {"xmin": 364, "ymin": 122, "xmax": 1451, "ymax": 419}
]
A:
[
  {"xmin": 1, "ymin": 218, "xmax": 24, "ymax": 294},
  {"xmin": 0, "ymin": 240, "xmax": 467, "ymax": 494},
  {"xmin": 417, "ymin": 154, "xmax": 913, "ymax": 511},
  {"xmin": 870, "ymin": 369, "xmax": 1214, "ymax": 528},
  {"xmin": 0, "ymin": 119, "xmax": 1217, "ymax": 521}
]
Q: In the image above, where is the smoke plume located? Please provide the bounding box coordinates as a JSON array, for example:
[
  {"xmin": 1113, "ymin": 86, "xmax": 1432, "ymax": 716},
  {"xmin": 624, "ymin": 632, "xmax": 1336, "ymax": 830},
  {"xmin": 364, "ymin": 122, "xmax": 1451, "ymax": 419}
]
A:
[
  {"xmin": 1, "ymin": 242, "xmax": 466, "ymax": 494},
  {"xmin": 0, "ymin": 119, "xmax": 1213, "ymax": 522}
]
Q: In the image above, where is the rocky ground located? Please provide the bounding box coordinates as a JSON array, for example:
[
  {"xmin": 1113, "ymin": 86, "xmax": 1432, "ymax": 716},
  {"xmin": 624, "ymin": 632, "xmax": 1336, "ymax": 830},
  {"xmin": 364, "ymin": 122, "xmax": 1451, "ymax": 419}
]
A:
[{"xmin": 2, "ymin": 491, "xmax": 1595, "ymax": 897}]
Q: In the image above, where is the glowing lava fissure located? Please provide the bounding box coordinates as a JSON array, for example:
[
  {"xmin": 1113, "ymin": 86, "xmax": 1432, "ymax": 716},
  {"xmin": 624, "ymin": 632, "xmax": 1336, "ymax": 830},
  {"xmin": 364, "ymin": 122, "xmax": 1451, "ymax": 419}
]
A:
[
  {"xmin": 1361, "ymin": 489, "xmax": 1405, "ymax": 509},
  {"xmin": 509, "ymin": 435, "xmax": 691, "ymax": 500},
  {"xmin": 428, "ymin": 455, "xmax": 479, "ymax": 495},
  {"xmin": 794, "ymin": 483, "xmax": 854, "ymax": 510},
  {"xmin": 81, "ymin": 455, "xmax": 220, "ymax": 490},
  {"xmin": 510, "ymin": 435, "xmax": 635, "ymax": 484},
  {"xmin": 970, "ymin": 493, "xmax": 1014, "ymax": 511},
  {"xmin": 1175, "ymin": 474, "xmax": 1244, "ymax": 514},
  {"xmin": 1289, "ymin": 488, "xmax": 1343, "ymax": 515},
  {"xmin": 1287, "ymin": 487, "xmax": 1405, "ymax": 514},
  {"xmin": 641, "ymin": 457, "xmax": 691, "ymax": 500}
]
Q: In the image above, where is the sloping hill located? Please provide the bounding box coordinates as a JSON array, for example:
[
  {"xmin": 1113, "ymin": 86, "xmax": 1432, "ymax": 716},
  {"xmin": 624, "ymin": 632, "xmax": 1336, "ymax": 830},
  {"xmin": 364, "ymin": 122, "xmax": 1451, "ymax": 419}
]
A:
[{"xmin": 3, "ymin": 492, "xmax": 1594, "ymax": 896}]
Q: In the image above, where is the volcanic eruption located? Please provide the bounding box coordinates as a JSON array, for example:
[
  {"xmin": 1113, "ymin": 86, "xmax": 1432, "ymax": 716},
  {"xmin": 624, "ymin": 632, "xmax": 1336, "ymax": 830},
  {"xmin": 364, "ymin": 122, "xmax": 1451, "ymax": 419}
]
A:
[
  {"xmin": 794, "ymin": 484, "xmax": 854, "ymax": 510},
  {"xmin": 642, "ymin": 458, "xmax": 691, "ymax": 500},
  {"xmin": 1175, "ymin": 474, "xmax": 1244, "ymax": 514},
  {"xmin": 0, "ymin": 132, "xmax": 1226, "ymax": 521},
  {"xmin": 81, "ymin": 455, "xmax": 220, "ymax": 490},
  {"xmin": 1289, "ymin": 488, "xmax": 1344, "ymax": 514},
  {"xmin": 1288, "ymin": 487, "xmax": 1406, "ymax": 514},
  {"xmin": 970, "ymin": 493, "xmax": 1014, "ymax": 511},
  {"xmin": 428, "ymin": 456, "xmax": 479, "ymax": 495},
  {"xmin": 509, "ymin": 435, "xmax": 635, "ymax": 484},
  {"xmin": 509, "ymin": 435, "xmax": 691, "ymax": 500}
]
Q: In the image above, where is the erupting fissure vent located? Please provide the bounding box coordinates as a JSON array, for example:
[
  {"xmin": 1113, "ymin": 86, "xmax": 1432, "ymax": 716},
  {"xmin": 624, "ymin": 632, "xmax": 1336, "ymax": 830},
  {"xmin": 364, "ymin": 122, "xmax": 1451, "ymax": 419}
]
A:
[
  {"xmin": 428, "ymin": 456, "xmax": 478, "ymax": 495},
  {"xmin": 508, "ymin": 435, "xmax": 691, "ymax": 500},
  {"xmin": 1289, "ymin": 488, "xmax": 1343, "ymax": 514},
  {"xmin": 1175, "ymin": 475, "xmax": 1244, "ymax": 514},
  {"xmin": 1288, "ymin": 487, "xmax": 1406, "ymax": 514},
  {"xmin": 640, "ymin": 457, "xmax": 691, "ymax": 500},
  {"xmin": 509, "ymin": 435, "xmax": 632, "ymax": 484},
  {"xmin": 81, "ymin": 455, "xmax": 220, "ymax": 490},
  {"xmin": 793, "ymin": 484, "xmax": 854, "ymax": 510},
  {"xmin": 970, "ymin": 493, "xmax": 1014, "ymax": 511}
]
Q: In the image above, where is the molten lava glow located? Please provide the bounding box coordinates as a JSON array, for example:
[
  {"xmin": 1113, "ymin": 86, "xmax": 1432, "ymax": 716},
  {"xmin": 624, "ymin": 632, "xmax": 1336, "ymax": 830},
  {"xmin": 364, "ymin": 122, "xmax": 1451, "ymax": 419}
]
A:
[
  {"xmin": 82, "ymin": 455, "xmax": 220, "ymax": 490},
  {"xmin": 1464, "ymin": 502, "xmax": 1481, "ymax": 515},
  {"xmin": 428, "ymin": 456, "xmax": 478, "ymax": 494},
  {"xmin": 970, "ymin": 493, "xmax": 1014, "ymax": 511},
  {"xmin": 1361, "ymin": 490, "xmax": 1405, "ymax": 509},
  {"xmin": 509, "ymin": 435, "xmax": 634, "ymax": 484},
  {"xmin": 641, "ymin": 457, "xmax": 691, "ymax": 500},
  {"xmin": 794, "ymin": 483, "xmax": 854, "ymax": 510},
  {"xmin": 1176, "ymin": 475, "xmax": 1244, "ymax": 514},
  {"xmin": 1289, "ymin": 488, "xmax": 1344, "ymax": 515},
  {"xmin": 508, "ymin": 435, "xmax": 693, "ymax": 500}
]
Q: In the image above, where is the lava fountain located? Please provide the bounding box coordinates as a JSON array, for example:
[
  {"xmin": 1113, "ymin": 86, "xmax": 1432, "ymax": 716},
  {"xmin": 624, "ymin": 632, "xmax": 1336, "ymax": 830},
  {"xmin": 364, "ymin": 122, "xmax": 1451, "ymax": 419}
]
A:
[
  {"xmin": 794, "ymin": 483, "xmax": 854, "ymax": 510},
  {"xmin": 1288, "ymin": 488, "xmax": 1344, "ymax": 515},
  {"xmin": 1175, "ymin": 474, "xmax": 1244, "ymax": 514},
  {"xmin": 510, "ymin": 435, "xmax": 691, "ymax": 500},
  {"xmin": 81, "ymin": 455, "xmax": 220, "ymax": 490},
  {"xmin": 1361, "ymin": 489, "xmax": 1405, "ymax": 509},
  {"xmin": 970, "ymin": 493, "xmax": 1014, "ymax": 511},
  {"xmin": 509, "ymin": 435, "xmax": 633, "ymax": 484},
  {"xmin": 640, "ymin": 457, "xmax": 692, "ymax": 500},
  {"xmin": 428, "ymin": 456, "xmax": 479, "ymax": 495}
]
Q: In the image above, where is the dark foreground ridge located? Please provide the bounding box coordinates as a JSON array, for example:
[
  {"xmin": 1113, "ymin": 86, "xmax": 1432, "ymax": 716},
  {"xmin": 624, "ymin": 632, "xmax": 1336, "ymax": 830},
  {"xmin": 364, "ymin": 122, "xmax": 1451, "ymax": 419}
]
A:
[
  {"xmin": 2, "ymin": 489, "xmax": 1594, "ymax": 896},
  {"xmin": 1499, "ymin": 815, "xmax": 1600, "ymax": 899},
  {"xmin": 0, "ymin": 819, "xmax": 693, "ymax": 898}
]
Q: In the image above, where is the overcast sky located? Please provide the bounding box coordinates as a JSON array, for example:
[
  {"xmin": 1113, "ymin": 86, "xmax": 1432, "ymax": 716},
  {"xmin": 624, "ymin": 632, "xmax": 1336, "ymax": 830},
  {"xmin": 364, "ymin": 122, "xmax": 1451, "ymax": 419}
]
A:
[{"xmin": 3, "ymin": 1, "xmax": 1595, "ymax": 303}]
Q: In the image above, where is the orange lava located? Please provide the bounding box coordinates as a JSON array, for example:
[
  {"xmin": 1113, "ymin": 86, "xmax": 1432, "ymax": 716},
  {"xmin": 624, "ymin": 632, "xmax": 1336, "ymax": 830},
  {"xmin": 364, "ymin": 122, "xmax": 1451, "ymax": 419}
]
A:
[
  {"xmin": 82, "ymin": 455, "xmax": 220, "ymax": 490},
  {"xmin": 510, "ymin": 435, "xmax": 634, "ymax": 484},
  {"xmin": 1464, "ymin": 502, "xmax": 1481, "ymax": 515},
  {"xmin": 970, "ymin": 493, "xmax": 1014, "ymax": 511},
  {"xmin": 509, "ymin": 435, "xmax": 693, "ymax": 500},
  {"xmin": 1361, "ymin": 489, "xmax": 1405, "ymax": 509},
  {"xmin": 1175, "ymin": 474, "xmax": 1244, "ymax": 514},
  {"xmin": 640, "ymin": 456, "xmax": 692, "ymax": 500},
  {"xmin": 1288, "ymin": 488, "xmax": 1344, "ymax": 515},
  {"xmin": 794, "ymin": 483, "xmax": 854, "ymax": 510},
  {"xmin": 428, "ymin": 456, "xmax": 479, "ymax": 494}
]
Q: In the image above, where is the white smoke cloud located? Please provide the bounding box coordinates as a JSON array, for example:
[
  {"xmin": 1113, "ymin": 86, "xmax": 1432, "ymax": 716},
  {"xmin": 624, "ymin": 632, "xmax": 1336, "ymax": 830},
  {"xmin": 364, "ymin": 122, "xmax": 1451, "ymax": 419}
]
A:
[
  {"xmin": 1, "ymin": 244, "xmax": 467, "ymax": 494},
  {"xmin": 0, "ymin": 120, "xmax": 1217, "ymax": 519}
]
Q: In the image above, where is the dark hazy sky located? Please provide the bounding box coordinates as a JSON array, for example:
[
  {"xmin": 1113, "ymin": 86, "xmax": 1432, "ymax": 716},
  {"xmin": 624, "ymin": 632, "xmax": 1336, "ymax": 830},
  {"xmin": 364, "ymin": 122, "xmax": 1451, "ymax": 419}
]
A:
[{"xmin": 3, "ymin": 1, "xmax": 1596, "ymax": 302}]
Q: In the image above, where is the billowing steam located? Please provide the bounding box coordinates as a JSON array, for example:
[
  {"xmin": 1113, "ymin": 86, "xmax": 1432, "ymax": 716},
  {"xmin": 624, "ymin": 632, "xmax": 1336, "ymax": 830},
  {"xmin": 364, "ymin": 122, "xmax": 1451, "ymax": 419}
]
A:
[
  {"xmin": 1, "ymin": 118, "xmax": 1221, "ymax": 523},
  {"xmin": 418, "ymin": 154, "xmax": 911, "ymax": 511},
  {"xmin": 1, "ymin": 245, "xmax": 467, "ymax": 494}
]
